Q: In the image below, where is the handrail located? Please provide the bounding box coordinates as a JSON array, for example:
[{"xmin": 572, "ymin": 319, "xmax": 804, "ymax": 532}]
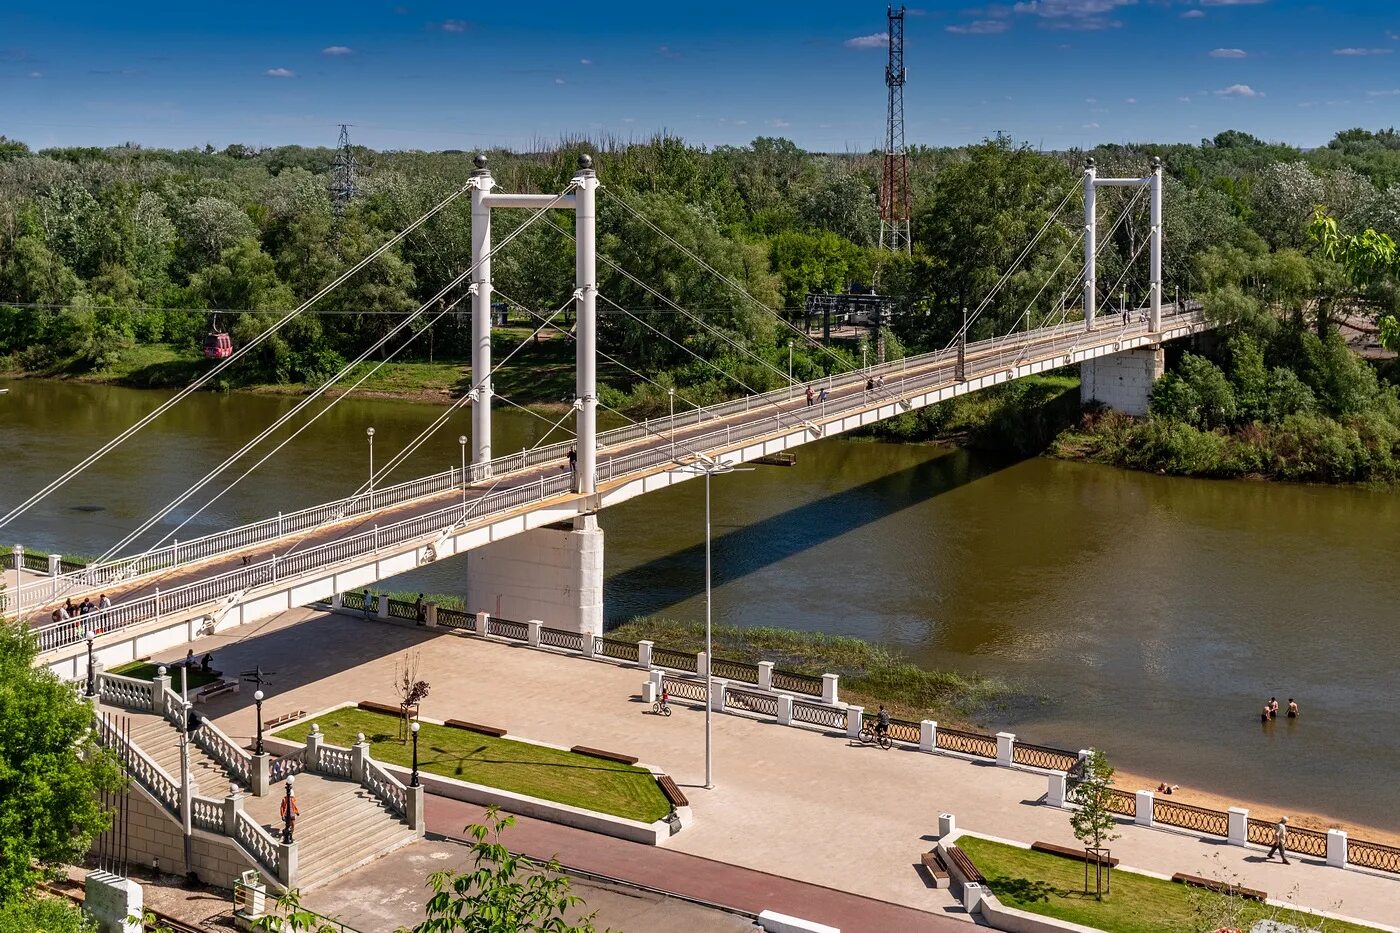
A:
[
  {"xmin": 29, "ymin": 310, "xmax": 1205, "ymax": 652},
  {"xmin": 193, "ymin": 716, "xmax": 254, "ymax": 788},
  {"xmin": 361, "ymin": 754, "xmax": 408, "ymax": 817},
  {"xmin": 93, "ymin": 711, "xmax": 181, "ymax": 815},
  {"xmin": 14, "ymin": 307, "xmax": 1203, "ymax": 614}
]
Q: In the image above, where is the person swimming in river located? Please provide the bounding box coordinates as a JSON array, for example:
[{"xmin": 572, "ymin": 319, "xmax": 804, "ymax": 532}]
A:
[{"xmin": 1287, "ymin": 698, "xmax": 1299, "ymax": 718}]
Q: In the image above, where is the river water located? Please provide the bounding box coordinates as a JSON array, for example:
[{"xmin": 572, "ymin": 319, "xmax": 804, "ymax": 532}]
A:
[{"xmin": 4, "ymin": 378, "xmax": 1398, "ymax": 830}]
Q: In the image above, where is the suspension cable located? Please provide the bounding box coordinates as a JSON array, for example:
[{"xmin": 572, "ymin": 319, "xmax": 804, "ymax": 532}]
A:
[
  {"xmin": 0, "ymin": 181, "xmax": 476, "ymax": 531},
  {"xmin": 97, "ymin": 186, "xmax": 575, "ymax": 560}
]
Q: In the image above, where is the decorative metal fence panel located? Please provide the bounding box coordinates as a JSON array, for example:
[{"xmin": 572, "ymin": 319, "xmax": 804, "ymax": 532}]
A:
[
  {"xmin": 387, "ymin": 598, "xmax": 420, "ymax": 621},
  {"xmin": 724, "ymin": 689, "xmax": 778, "ymax": 717},
  {"xmin": 887, "ymin": 718, "xmax": 921, "ymax": 745},
  {"xmin": 1011, "ymin": 742, "xmax": 1079, "ymax": 772},
  {"xmin": 935, "ymin": 727, "xmax": 996, "ymax": 759},
  {"xmin": 539, "ymin": 627, "xmax": 584, "ymax": 651},
  {"xmin": 1153, "ymin": 800, "xmax": 1229, "ymax": 837},
  {"xmin": 1349, "ymin": 840, "xmax": 1400, "ymax": 874},
  {"xmin": 662, "ymin": 677, "xmax": 707, "ymax": 703},
  {"xmin": 596, "ymin": 637, "xmax": 639, "ymax": 662},
  {"xmin": 791, "ymin": 702, "xmax": 845, "ymax": 730},
  {"xmin": 652, "ymin": 647, "xmax": 697, "ymax": 672},
  {"xmin": 770, "ymin": 669, "xmax": 823, "ymax": 697},
  {"xmin": 1104, "ymin": 789, "xmax": 1137, "ymax": 817},
  {"xmin": 341, "ymin": 591, "xmax": 367, "ymax": 611},
  {"xmin": 1248, "ymin": 822, "xmax": 1327, "ymax": 858},
  {"xmin": 436, "ymin": 607, "xmax": 473, "ymax": 631},
  {"xmin": 489, "ymin": 618, "xmax": 528, "ymax": 641},
  {"xmin": 711, "ymin": 657, "xmax": 759, "ymax": 684}
]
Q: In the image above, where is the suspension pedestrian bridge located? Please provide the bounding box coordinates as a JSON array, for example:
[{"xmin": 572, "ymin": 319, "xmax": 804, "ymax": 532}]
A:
[{"xmin": 1, "ymin": 155, "xmax": 1215, "ymax": 677}]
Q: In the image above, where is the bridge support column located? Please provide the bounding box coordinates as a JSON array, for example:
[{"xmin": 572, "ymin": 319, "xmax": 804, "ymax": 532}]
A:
[
  {"xmin": 1150, "ymin": 157, "xmax": 1163, "ymax": 333},
  {"xmin": 465, "ymin": 515, "xmax": 603, "ymax": 636},
  {"xmin": 470, "ymin": 157, "xmax": 496, "ymax": 469},
  {"xmin": 1080, "ymin": 346, "xmax": 1163, "ymax": 417},
  {"xmin": 1083, "ymin": 158, "xmax": 1097, "ymax": 331}
]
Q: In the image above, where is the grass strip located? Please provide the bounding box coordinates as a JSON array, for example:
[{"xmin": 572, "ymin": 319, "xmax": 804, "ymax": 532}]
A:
[
  {"xmin": 957, "ymin": 836, "xmax": 1379, "ymax": 933},
  {"xmin": 276, "ymin": 707, "xmax": 672, "ymax": 825},
  {"xmin": 109, "ymin": 660, "xmax": 220, "ymax": 690}
]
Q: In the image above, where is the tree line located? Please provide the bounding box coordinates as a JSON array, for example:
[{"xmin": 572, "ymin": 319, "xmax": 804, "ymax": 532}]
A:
[{"xmin": 0, "ymin": 128, "xmax": 1397, "ymax": 413}]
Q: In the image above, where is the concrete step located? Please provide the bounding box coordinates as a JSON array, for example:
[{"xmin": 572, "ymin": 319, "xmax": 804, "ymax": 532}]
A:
[{"xmin": 297, "ymin": 825, "xmax": 422, "ymax": 892}]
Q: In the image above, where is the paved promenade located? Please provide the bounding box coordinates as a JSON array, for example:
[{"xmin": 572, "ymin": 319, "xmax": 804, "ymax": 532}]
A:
[{"xmin": 181, "ymin": 608, "xmax": 1398, "ymax": 930}]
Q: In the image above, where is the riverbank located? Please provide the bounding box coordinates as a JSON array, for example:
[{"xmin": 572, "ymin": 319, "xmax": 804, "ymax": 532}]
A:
[{"xmin": 362, "ymin": 594, "xmax": 1400, "ymax": 849}]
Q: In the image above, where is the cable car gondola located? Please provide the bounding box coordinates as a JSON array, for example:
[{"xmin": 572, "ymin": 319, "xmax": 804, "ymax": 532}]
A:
[{"xmin": 202, "ymin": 315, "xmax": 233, "ymax": 360}]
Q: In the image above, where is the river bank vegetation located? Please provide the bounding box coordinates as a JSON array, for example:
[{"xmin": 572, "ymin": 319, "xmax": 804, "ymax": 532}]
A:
[{"xmin": 3, "ymin": 129, "xmax": 1399, "ymax": 483}]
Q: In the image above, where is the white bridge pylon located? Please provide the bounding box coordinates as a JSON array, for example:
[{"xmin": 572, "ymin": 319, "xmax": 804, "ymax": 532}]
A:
[
  {"xmin": 1083, "ymin": 156, "xmax": 1163, "ymax": 333},
  {"xmin": 470, "ymin": 154, "xmax": 598, "ymax": 495}
]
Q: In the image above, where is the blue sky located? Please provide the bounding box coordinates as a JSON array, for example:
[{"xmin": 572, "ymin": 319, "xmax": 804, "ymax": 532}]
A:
[{"xmin": 1, "ymin": 1, "xmax": 1397, "ymax": 153}]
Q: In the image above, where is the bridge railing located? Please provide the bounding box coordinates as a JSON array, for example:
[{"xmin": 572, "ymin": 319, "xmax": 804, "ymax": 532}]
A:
[
  {"xmin": 15, "ymin": 308, "xmax": 1201, "ymax": 615},
  {"xmin": 26, "ymin": 308, "xmax": 1205, "ymax": 652}
]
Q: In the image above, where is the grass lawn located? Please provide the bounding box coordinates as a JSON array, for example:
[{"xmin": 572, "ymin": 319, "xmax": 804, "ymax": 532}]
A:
[
  {"xmin": 110, "ymin": 660, "xmax": 221, "ymax": 691},
  {"xmin": 276, "ymin": 708, "xmax": 672, "ymax": 825},
  {"xmin": 958, "ymin": 837, "xmax": 1380, "ymax": 933}
]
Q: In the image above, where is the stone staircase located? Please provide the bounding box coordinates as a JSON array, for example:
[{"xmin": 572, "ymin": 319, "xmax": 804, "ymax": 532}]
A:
[{"xmin": 105, "ymin": 705, "xmax": 419, "ymax": 891}]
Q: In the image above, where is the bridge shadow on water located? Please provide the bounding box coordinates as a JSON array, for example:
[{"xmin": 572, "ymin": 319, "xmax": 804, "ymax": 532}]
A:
[{"xmin": 603, "ymin": 445, "xmax": 1021, "ymax": 625}]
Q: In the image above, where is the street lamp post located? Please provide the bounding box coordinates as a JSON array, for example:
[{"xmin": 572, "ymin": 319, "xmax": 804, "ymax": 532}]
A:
[
  {"xmin": 366, "ymin": 427, "xmax": 376, "ymax": 493},
  {"xmin": 679, "ymin": 458, "xmax": 753, "ymax": 791},
  {"xmin": 787, "ymin": 340, "xmax": 793, "ymax": 398},
  {"xmin": 458, "ymin": 435, "xmax": 468, "ymax": 510},
  {"xmin": 85, "ymin": 627, "xmax": 96, "ymax": 697},
  {"xmin": 410, "ymin": 721, "xmax": 421, "ymax": 788},
  {"xmin": 667, "ymin": 388, "xmax": 675, "ymax": 459},
  {"xmin": 253, "ymin": 689, "xmax": 265, "ymax": 756}
]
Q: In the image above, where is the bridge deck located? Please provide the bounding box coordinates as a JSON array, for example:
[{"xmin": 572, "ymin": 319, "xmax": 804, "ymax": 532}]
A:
[{"xmin": 25, "ymin": 309, "xmax": 1207, "ymax": 652}]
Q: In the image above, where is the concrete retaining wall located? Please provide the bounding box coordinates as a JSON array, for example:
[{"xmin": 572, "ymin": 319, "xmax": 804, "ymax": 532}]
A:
[
  {"xmin": 1080, "ymin": 346, "xmax": 1164, "ymax": 416},
  {"xmin": 466, "ymin": 516, "xmax": 603, "ymax": 636},
  {"xmin": 100, "ymin": 781, "xmax": 264, "ymax": 891}
]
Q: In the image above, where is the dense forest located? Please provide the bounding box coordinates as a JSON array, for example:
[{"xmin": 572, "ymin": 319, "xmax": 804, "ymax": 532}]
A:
[{"xmin": 1, "ymin": 128, "xmax": 1399, "ymax": 479}]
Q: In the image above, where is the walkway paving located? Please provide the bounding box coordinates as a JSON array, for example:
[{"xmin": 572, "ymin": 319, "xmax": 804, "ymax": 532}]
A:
[{"xmin": 176, "ymin": 608, "xmax": 1398, "ymax": 930}]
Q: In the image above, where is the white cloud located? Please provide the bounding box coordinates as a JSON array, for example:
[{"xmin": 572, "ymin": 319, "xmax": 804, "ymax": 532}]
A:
[
  {"xmin": 1334, "ymin": 48, "xmax": 1392, "ymax": 56},
  {"xmin": 843, "ymin": 32, "xmax": 889, "ymax": 48},
  {"xmin": 1215, "ymin": 83, "xmax": 1261, "ymax": 97},
  {"xmin": 1082, "ymin": 122, "xmax": 1100, "ymax": 128},
  {"xmin": 554, "ymin": 78, "xmax": 565, "ymax": 85},
  {"xmin": 1178, "ymin": 95, "xmax": 1192, "ymax": 102},
  {"xmin": 1124, "ymin": 97, "xmax": 1137, "ymax": 103},
  {"xmin": 1181, "ymin": 9, "xmax": 1205, "ymax": 17},
  {"xmin": 1209, "ymin": 48, "xmax": 1247, "ymax": 58},
  {"xmin": 438, "ymin": 19, "xmax": 471, "ymax": 32},
  {"xmin": 1367, "ymin": 89, "xmax": 1400, "ymax": 97},
  {"xmin": 768, "ymin": 118, "xmax": 791, "ymax": 128},
  {"xmin": 735, "ymin": 119, "xmax": 748, "ymax": 126},
  {"xmin": 1388, "ymin": 31, "xmax": 1400, "ymax": 41},
  {"xmin": 580, "ymin": 58, "xmax": 593, "ymax": 65},
  {"xmin": 622, "ymin": 117, "xmax": 635, "ymax": 123},
  {"xmin": 1085, "ymin": 97, "xmax": 1098, "ymax": 103},
  {"xmin": 946, "ymin": 20, "xmax": 1011, "ymax": 34},
  {"xmin": 322, "ymin": 46, "xmax": 353, "ymax": 55},
  {"xmin": 264, "ymin": 67, "xmax": 295, "ymax": 78},
  {"xmin": 28, "ymin": 70, "xmax": 42, "ymax": 78},
  {"xmin": 1011, "ymin": 0, "xmax": 1135, "ymax": 30},
  {"xmin": 1200, "ymin": 0, "xmax": 1268, "ymax": 5}
]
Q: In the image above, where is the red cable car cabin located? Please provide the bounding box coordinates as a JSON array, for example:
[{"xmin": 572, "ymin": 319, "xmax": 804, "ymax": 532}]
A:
[{"xmin": 202, "ymin": 331, "xmax": 233, "ymax": 359}]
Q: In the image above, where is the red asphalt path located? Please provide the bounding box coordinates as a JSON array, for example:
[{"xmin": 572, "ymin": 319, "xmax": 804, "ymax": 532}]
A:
[{"xmin": 424, "ymin": 795, "xmax": 968, "ymax": 932}]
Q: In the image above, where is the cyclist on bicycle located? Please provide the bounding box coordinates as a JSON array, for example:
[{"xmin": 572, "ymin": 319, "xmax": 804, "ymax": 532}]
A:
[
  {"xmin": 660, "ymin": 686, "xmax": 670, "ymax": 709},
  {"xmin": 875, "ymin": 705, "xmax": 890, "ymax": 738}
]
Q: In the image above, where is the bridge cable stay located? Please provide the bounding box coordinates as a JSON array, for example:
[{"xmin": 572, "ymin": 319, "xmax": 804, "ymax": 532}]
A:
[
  {"xmin": 87, "ymin": 187, "xmax": 578, "ymax": 565},
  {"xmin": 544, "ymin": 215, "xmax": 804, "ymax": 394},
  {"xmin": 992, "ymin": 184, "xmax": 1149, "ymax": 359},
  {"xmin": 494, "ymin": 286, "xmax": 758, "ymax": 467},
  {"xmin": 0, "ymin": 183, "xmax": 477, "ymax": 533},
  {"xmin": 596, "ymin": 187, "xmax": 864, "ymax": 378},
  {"xmin": 937, "ymin": 185, "xmax": 1080, "ymax": 354},
  {"xmin": 1028, "ymin": 187, "xmax": 1153, "ymax": 343}
]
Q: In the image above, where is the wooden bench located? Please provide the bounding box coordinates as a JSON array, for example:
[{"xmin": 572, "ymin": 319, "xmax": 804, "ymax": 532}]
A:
[
  {"xmin": 944, "ymin": 846, "xmax": 986, "ymax": 886},
  {"xmin": 570, "ymin": 745, "xmax": 639, "ymax": 765},
  {"xmin": 1031, "ymin": 841, "xmax": 1121, "ymax": 867},
  {"xmin": 920, "ymin": 850, "xmax": 950, "ymax": 888},
  {"xmin": 358, "ymin": 700, "xmax": 415, "ymax": 718},
  {"xmin": 264, "ymin": 710, "xmax": 305, "ymax": 729},
  {"xmin": 194, "ymin": 680, "xmax": 237, "ymax": 703},
  {"xmin": 1171, "ymin": 872, "xmax": 1266, "ymax": 902},
  {"xmin": 445, "ymin": 719, "xmax": 507, "ymax": 737},
  {"xmin": 656, "ymin": 774, "xmax": 689, "ymax": 809}
]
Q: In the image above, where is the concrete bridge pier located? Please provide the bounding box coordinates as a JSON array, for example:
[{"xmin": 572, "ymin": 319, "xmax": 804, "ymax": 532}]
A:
[
  {"xmin": 465, "ymin": 514, "xmax": 603, "ymax": 636},
  {"xmin": 1080, "ymin": 345, "xmax": 1163, "ymax": 417}
]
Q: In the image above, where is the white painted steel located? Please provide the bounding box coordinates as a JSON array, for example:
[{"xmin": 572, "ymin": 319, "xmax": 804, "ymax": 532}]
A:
[
  {"xmin": 471, "ymin": 164, "xmax": 495, "ymax": 467},
  {"xmin": 573, "ymin": 161, "xmax": 599, "ymax": 496},
  {"xmin": 1083, "ymin": 160, "xmax": 1097, "ymax": 332},
  {"xmin": 1150, "ymin": 158, "xmax": 1163, "ymax": 332}
]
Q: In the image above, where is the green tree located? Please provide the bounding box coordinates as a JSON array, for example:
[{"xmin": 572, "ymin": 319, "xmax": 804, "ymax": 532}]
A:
[
  {"xmin": 401, "ymin": 809, "xmax": 599, "ymax": 933},
  {"xmin": 0, "ymin": 623, "xmax": 123, "ymax": 902},
  {"xmin": 1067, "ymin": 748, "xmax": 1120, "ymax": 900}
]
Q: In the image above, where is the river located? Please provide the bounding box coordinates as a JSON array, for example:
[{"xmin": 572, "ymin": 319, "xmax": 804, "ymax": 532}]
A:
[{"xmin": 4, "ymin": 377, "xmax": 1398, "ymax": 831}]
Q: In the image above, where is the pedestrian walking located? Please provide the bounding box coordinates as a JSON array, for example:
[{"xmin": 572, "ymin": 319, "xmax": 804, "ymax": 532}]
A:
[
  {"xmin": 805, "ymin": 386, "xmax": 814, "ymax": 407},
  {"xmin": 1265, "ymin": 816, "xmax": 1291, "ymax": 864},
  {"xmin": 415, "ymin": 593, "xmax": 425, "ymax": 624},
  {"xmin": 280, "ymin": 786, "xmax": 300, "ymax": 842},
  {"xmin": 98, "ymin": 593, "xmax": 112, "ymax": 610},
  {"xmin": 567, "ymin": 446, "xmax": 577, "ymax": 474},
  {"xmin": 818, "ymin": 387, "xmax": 829, "ymax": 404}
]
